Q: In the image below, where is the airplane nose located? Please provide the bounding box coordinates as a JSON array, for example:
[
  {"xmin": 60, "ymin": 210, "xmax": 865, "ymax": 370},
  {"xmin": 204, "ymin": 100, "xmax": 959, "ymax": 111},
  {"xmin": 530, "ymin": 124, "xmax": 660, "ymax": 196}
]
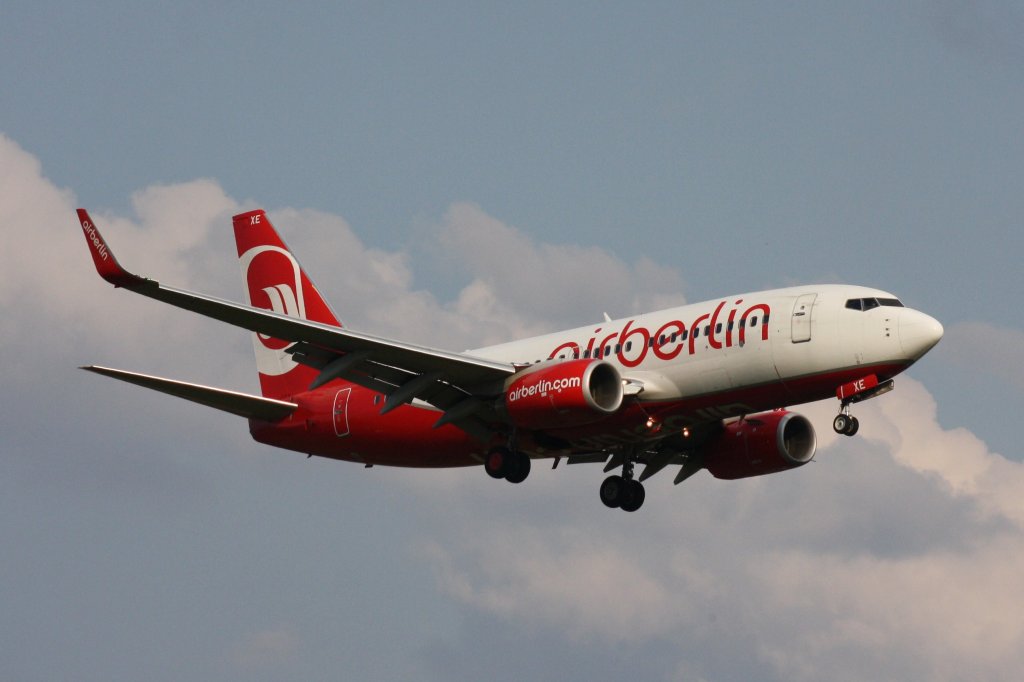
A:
[{"xmin": 899, "ymin": 309, "xmax": 944, "ymax": 359}]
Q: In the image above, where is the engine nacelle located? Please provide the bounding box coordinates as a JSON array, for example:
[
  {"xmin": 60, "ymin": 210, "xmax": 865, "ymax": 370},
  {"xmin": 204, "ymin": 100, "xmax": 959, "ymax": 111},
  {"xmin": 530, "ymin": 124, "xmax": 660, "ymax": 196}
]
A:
[
  {"xmin": 703, "ymin": 410, "xmax": 817, "ymax": 480},
  {"xmin": 503, "ymin": 359, "xmax": 624, "ymax": 430}
]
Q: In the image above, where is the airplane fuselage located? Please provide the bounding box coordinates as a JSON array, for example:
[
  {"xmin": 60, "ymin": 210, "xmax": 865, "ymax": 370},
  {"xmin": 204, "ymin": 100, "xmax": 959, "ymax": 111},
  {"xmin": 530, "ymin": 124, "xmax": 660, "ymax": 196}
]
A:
[{"xmin": 251, "ymin": 284, "xmax": 939, "ymax": 466}]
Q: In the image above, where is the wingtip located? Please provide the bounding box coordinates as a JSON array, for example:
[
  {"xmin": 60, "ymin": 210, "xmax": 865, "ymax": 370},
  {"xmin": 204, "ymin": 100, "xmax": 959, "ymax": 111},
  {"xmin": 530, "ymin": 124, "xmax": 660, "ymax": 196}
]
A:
[{"xmin": 76, "ymin": 209, "xmax": 143, "ymax": 288}]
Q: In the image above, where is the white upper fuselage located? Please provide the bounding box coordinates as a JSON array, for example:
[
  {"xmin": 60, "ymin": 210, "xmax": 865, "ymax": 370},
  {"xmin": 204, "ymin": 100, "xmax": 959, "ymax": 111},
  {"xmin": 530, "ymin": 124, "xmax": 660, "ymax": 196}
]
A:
[{"xmin": 471, "ymin": 284, "xmax": 943, "ymax": 407}]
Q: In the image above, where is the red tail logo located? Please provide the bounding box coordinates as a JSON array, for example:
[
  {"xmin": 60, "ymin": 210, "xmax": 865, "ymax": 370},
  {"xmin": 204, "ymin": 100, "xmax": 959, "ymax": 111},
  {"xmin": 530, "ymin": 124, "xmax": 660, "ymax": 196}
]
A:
[
  {"xmin": 233, "ymin": 209, "xmax": 341, "ymax": 399},
  {"xmin": 240, "ymin": 245, "xmax": 306, "ymax": 352}
]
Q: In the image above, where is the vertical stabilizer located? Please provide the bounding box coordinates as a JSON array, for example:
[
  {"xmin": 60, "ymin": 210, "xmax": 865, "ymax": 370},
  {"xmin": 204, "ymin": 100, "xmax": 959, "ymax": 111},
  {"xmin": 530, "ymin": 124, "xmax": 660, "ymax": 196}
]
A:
[{"xmin": 233, "ymin": 210, "xmax": 341, "ymax": 399}]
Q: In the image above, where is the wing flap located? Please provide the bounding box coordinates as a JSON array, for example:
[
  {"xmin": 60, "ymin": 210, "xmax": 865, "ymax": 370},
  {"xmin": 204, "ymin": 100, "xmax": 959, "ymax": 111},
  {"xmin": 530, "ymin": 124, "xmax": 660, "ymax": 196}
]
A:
[
  {"xmin": 288, "ymin": 343, "xmax": 502, "ymax": 432},
  {"xmin": 82, "ymin": 366, "xmax": 298, "ymax": 421}
]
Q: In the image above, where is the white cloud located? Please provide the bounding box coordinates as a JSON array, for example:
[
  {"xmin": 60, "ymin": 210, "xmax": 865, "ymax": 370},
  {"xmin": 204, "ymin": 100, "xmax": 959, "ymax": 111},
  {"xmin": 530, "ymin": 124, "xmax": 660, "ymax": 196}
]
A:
[
  {"xmin": 0, "ymin": 135, "xmax": 87, "ymax": 317},
  {"xmin": 756, "ymin": 541, "xmax": 1024, "ymax": 681},
  {"xmin": 436, "ymin": 202, "xmax": 687, "ymax": 335},
  {"xmin": 420, "ymin": 529, "xmax": 678, "ymax": 642},
  {"xmin": 417, "ymin": 377, "xmax": 1024, "ymax": 681},
  {"xmin": 0, "ymin": 134, "xmax": 681, "ymax": 379},
  {"xmin": 860, "ymin": 376, "xmax": 1024, "ymax": 527}
]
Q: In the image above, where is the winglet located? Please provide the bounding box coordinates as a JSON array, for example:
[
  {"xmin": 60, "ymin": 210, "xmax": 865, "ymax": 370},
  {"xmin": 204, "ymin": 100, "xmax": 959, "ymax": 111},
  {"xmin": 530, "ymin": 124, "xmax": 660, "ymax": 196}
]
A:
[{"xmin": 76, "ymin": 209, "xmax": 144, "ymax": 288}]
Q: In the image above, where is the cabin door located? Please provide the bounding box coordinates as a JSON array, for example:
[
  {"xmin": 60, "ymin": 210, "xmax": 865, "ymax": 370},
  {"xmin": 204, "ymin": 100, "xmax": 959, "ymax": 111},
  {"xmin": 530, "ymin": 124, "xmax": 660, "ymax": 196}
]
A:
[{"xmin": 791, "ymin": 293, "xmax": 817, "ymax": 343}]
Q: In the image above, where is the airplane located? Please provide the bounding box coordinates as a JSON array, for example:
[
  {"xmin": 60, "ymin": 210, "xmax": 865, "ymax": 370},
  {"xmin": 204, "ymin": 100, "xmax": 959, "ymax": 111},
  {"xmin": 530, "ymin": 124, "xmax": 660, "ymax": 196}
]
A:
[{"xmin": 77, "ymin": 208, "xmax": 943, "ymax": 512}]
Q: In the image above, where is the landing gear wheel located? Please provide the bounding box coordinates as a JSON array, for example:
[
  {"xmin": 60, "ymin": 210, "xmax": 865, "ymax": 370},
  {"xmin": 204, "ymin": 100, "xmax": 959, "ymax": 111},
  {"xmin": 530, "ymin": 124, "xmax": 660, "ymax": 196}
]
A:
[
  {"xmin": 600, "ymin": 475, "xmax": 625, "ymax": 509},
  {"xmin": 485, "ymin": 446, "xmax": 511, "ymax": 479},
  {"xmin": 484, "ymin": 446, "xmax": 531, "ymax": 483},
  {"xmin": 505, "ymin": 454, "xmax": 531, "ymax": 484},
  {"xmin": 599, "ymin": 475, "xmax": 646, "ymax": 511},
  {"xmin": 620, "ymin": 479, "xmax": 646, "ymax": 512},
  {"xmin": 844, "ymin": 416, "xmax": 860, "ymax": 437},
  {"xmin": 833, "ymin": 414, "xmax": 860, "ymax": 437}
]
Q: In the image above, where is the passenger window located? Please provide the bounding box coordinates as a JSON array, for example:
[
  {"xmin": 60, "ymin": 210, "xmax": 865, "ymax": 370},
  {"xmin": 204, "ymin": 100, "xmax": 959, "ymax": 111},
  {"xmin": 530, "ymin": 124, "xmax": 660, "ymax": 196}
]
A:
[
  {"xmin": 625, "ymin": 341, "xmax": 632, "ymax": 352},
  {"xmin": 715, "ymin": 323, "xmax": 722, "ymax": 334},
  {"xmin": 749, "ymin": 317, "xmax": 758, "ymax": 326},
  {"xmin": 584, "ymin": 349, "xmax": 591, "ymax": 359},
  {"xmin": 682, "ymin": 329, "xmax": 688, "ymax": 340},
  {"xmin": 670, "ymin": 333, "xmax": 677, "ymax": 343}
]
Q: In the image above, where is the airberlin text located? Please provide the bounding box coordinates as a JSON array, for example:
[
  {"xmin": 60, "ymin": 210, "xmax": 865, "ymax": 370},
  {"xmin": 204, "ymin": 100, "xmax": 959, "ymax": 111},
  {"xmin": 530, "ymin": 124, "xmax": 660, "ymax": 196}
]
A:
[
  {"xmin": 549, "ymin": 300, "xmax": 771, "ymax": 368},
  {"xmin": 508, "ymin": 376, "xmax": 582, "ymax": 402},
  {"xmin": 81, "ymin": 220, "xmax": 109, "ymax": 261}
]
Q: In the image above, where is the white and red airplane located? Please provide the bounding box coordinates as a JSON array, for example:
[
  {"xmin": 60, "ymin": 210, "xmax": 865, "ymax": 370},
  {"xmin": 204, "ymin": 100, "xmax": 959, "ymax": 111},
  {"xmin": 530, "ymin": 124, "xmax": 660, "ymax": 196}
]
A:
[{"xmin": 77, "ymin": 208, "xmax": 943, "ymax": 512}]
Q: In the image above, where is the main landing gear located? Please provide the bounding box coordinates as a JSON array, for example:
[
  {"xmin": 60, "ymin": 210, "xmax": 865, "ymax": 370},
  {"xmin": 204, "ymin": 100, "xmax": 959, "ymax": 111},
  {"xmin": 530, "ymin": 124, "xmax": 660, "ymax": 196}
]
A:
[
  {"xmin": 599, "ymin": 452, "xmax": 645, "ymax": 512},
  {"xmin": 484, "ymin": 445, "xmax": 531, "ymax": 484}
]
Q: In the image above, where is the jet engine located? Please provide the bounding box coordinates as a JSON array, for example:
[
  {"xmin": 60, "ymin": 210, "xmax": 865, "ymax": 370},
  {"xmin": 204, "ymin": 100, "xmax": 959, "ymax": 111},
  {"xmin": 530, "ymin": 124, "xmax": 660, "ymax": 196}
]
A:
[
  {"xmin": 703, "ymin": 410, "xmax": 817, "ymax": 479},
  {"xmin": 503, "ymin": 359, "xmax": 624, "ymax": 430}
]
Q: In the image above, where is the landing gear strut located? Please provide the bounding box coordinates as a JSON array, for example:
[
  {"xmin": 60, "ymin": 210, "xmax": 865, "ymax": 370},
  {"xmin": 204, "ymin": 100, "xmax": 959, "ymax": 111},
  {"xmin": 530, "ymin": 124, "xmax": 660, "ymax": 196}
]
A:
[
  {"xmin": 485, "ymin": 445, "xmax": 531, "ymax": 483},
  {"xmin": 599, "ymin": 452, "xmax": 645, "ymax": 512}
]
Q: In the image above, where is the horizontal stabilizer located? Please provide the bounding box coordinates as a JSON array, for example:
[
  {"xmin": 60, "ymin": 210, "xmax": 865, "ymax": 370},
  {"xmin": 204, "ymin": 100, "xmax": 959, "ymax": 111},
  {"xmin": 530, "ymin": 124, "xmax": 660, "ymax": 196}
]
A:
[{"xmin": 81, "ymin": 366, "xmax": 298, "ymax": 421}]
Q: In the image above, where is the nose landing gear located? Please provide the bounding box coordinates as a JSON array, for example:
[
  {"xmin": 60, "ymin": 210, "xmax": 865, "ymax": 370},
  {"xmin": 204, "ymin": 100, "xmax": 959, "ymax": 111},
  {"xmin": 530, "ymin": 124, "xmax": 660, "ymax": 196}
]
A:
[{"xmin": 833, "ymin": 375, "xmax": 895, "ymax": 437}]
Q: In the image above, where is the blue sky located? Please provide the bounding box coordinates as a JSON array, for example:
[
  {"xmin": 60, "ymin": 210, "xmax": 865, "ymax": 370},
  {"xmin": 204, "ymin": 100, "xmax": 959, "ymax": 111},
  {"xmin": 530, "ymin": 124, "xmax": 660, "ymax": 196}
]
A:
[{"xmin": 3, "ymin": 2, "xmax": 1023, "ymax": 680}]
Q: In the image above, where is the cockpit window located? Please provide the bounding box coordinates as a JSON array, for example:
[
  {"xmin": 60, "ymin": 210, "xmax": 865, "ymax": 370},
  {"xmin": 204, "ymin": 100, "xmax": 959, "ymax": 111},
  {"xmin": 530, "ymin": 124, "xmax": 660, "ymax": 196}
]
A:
[{"xmin": 846, "ymin": 297, "xmax": 904, "ymax": 311}]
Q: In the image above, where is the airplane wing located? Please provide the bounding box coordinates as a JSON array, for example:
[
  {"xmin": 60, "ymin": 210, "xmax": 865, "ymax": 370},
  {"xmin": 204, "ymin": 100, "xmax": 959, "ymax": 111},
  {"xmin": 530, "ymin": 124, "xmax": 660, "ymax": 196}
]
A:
[
  {"xmin": 77, "ymin": 210, "xmax": 518, "ymax": 434},
  {"xmin": 81, "ymin": 365, "xmax": 298, "ymax": 421}
]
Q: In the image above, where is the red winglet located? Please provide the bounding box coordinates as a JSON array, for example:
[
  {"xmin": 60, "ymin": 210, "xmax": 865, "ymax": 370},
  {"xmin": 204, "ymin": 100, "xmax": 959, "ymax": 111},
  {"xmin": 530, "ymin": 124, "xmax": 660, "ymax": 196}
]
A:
[{"xmin": 76, "ymin": 209, "xmax": 144, "ymax": 288}]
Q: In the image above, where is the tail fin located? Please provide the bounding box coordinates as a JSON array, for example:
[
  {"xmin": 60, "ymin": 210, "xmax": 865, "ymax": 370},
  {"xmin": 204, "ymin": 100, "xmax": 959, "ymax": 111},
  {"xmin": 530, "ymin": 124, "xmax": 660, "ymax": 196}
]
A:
[{"xmin": 233, "ymin": 209, "xmax": 341, "ymax": 399}]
